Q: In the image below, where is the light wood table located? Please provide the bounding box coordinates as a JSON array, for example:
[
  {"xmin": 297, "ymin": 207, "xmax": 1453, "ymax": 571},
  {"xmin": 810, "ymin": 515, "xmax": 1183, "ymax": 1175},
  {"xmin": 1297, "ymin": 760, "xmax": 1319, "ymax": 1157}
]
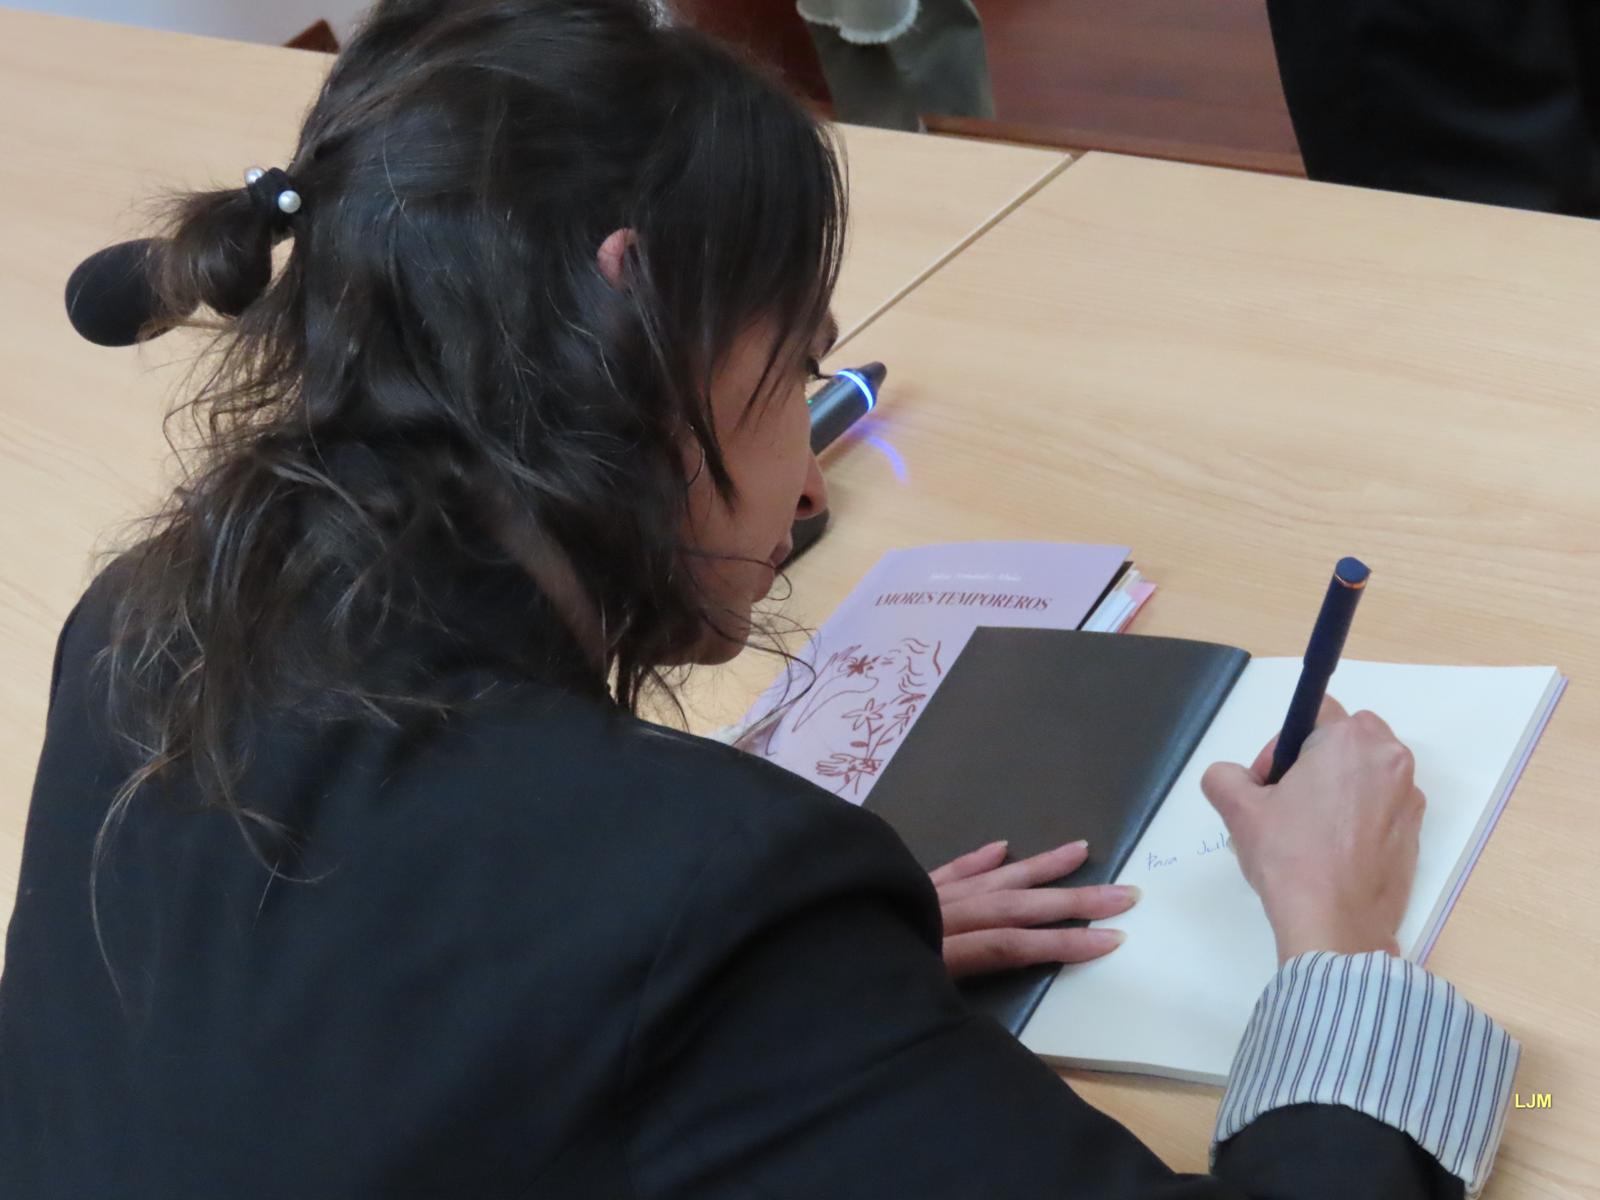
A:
[
  {"xmin": 0, "ymin": 8, "xmax": 1070, "ymax": 957},
  {"xmin": 828, "ymin": 124, "xmax": 1068, "ymax": 339},
  {"xmin": 704, "ymin": 151, "xmax": 1599, "ymax": 1198}
]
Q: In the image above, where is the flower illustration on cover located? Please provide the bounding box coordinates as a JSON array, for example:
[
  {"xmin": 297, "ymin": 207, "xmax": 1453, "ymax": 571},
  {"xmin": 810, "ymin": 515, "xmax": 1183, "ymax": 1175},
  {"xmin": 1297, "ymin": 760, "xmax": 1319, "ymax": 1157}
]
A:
[{"xmin": 797, "ymin": 636, "xmax": 943, "ymax": 795}]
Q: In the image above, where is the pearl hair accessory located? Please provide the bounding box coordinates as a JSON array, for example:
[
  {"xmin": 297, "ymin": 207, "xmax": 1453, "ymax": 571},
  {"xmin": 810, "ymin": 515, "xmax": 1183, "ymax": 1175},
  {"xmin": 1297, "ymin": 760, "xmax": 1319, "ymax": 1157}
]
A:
[{"xmin": 243, "ymin": 166, "xmax": 303, "ymax": 225}]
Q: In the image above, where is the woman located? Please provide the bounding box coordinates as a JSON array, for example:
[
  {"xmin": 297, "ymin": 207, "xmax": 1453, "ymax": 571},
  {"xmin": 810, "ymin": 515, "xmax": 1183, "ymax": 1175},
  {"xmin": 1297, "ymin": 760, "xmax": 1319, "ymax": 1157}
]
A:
[{"xmin": 1, "ymin": 2, "xmax": 1514, "ymax": 1196}]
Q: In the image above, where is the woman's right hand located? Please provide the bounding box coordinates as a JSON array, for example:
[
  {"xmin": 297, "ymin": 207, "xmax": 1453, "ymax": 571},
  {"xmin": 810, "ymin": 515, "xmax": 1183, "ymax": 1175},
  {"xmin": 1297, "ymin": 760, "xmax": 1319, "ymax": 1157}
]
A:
[{"xmin": 1201, "ymin": 697, "xmax": 1426, "ymax": 964}]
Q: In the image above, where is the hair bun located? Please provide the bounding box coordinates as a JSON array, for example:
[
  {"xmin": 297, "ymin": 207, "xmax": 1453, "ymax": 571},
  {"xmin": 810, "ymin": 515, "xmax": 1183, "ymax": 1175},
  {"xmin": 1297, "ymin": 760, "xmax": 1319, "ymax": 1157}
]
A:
[{"xmin": 156, "ymin": 181, "xmax": 281, "ymax": 320}]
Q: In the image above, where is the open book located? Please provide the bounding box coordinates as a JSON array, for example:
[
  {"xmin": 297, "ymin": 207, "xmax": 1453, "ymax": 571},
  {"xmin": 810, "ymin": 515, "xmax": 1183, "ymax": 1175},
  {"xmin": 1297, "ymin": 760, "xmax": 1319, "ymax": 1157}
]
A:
[{"xmin": 861, "ymin": 628, "xmax": 1563, "ymax": 1084}]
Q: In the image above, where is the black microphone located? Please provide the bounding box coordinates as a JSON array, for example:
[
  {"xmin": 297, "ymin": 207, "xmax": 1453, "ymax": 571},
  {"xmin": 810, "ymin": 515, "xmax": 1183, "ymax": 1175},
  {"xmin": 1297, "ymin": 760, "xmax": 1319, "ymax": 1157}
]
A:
[
  {"xmin": 808, "ymin": 361, "xmax": 885, "ymax": 454},
  {"xmin": 63, "ymin": 238, "xmax": 183, "ymax": 347}
]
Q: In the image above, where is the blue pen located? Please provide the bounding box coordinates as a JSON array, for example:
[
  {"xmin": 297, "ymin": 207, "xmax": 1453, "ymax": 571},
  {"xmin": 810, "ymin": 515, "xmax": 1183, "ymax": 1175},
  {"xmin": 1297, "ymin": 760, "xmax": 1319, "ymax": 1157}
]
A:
[{"xmin": 1266, "ymin": 557, "xmax": 1371, "ymax": 784}]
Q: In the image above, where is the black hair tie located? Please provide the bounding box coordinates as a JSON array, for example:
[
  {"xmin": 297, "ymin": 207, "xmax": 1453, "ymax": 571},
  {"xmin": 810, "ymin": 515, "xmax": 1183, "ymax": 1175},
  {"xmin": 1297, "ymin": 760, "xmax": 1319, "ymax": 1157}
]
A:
[{"xmin": 244, "ymin": 166, "xmax": 304, "ymax": 232}]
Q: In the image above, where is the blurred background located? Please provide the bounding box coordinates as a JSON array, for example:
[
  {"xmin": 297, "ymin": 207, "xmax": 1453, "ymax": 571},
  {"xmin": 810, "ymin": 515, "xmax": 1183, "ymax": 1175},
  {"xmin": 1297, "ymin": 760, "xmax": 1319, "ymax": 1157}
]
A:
[
  {"xmin": 16, "ymin": 1, "xmax": 1595, "ymax": 214},
  {"xmin": 7, "ymin": 0, "xmax": 1303, "ymax": 173},
  {"xmin": 675, "ymin": 0, "xmax": 1302, "ymax": 174}
]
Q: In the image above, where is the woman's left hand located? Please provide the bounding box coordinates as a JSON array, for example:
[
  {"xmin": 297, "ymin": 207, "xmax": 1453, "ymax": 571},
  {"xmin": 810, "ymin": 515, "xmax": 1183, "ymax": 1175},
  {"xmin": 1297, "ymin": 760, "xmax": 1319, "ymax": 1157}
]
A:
[{"xmin": 930, "ymin": 839, "xmax": 1139, "ymax": 979}]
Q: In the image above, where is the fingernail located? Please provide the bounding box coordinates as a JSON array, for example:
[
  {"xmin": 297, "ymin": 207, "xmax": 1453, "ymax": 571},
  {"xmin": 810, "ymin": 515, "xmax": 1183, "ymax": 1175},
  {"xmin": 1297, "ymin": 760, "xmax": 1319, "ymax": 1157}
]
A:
[
  {"xmin": 1113, "ymin": 885, "xmax": 1141, "ymax": 905},
  {"xmin": 1089, "ymin": 928, "xmax": 1126, "ymax": 947},
  {"xmin": 1060, "ymin": 839, "xmax": 1088, "ymax": 853},
  {"xmin": 992, "ymin": 839, "xmax": 1009, "ymax": 852}
]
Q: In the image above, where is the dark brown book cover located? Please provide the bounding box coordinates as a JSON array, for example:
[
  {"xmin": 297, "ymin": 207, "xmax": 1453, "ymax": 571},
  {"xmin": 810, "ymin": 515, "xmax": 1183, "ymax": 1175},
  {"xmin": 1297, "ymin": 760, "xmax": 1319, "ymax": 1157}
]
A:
[{"xmin": 865, "ymin": 627, "xmax": 1249, "ymax": 1033}]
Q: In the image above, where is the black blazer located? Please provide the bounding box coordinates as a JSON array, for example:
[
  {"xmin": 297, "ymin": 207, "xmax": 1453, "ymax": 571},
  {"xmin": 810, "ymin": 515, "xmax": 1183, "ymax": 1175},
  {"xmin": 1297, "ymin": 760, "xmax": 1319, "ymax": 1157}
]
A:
[{"xmin": 1, "ymin": 568, "xmax": 1457, "ymax": 1198}]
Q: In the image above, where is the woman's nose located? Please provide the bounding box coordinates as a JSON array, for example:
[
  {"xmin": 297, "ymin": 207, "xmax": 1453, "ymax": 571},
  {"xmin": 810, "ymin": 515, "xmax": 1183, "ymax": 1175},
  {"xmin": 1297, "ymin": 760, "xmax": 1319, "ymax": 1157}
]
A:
[{"xmin": 796, "ymin": 452, "xmax": 828, "ymax": 520}]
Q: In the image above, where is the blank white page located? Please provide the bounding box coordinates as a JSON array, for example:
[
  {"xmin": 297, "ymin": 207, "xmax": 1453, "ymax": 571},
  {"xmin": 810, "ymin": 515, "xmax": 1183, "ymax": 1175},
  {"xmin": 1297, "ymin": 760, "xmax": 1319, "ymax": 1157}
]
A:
[{"xmin": 1019, "ymin": 659, "xmax": 1560, "ymax": 1084}]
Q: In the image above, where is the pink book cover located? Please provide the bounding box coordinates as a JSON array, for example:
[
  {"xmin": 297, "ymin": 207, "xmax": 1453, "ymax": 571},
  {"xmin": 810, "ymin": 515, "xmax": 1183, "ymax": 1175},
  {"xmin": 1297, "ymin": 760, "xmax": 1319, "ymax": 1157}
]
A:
[{"xmin": 736, "ymin": 541, "xmax": 1130, "ymax": 803}]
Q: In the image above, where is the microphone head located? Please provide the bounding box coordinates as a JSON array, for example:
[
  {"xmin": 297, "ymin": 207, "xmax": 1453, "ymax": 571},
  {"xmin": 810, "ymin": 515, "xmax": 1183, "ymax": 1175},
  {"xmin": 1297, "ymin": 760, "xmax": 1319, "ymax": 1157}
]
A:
[{"xmin": 64, "ymin": 238, "xmax": 171, "ymax": 347}]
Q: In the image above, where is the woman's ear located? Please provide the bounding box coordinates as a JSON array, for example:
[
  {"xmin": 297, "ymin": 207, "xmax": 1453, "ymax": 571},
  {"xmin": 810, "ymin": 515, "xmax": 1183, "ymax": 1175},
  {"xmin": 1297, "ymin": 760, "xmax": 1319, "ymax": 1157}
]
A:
[{"xmin": 596, "ymin": 228, "xmax": 637, "ymax": 289}]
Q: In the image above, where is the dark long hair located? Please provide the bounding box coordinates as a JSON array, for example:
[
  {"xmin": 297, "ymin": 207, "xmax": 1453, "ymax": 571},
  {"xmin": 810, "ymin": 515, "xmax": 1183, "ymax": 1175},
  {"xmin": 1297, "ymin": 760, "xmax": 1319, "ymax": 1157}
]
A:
[{"xmin": 98, "ymin": 0, "xmax": 844, "ymax": 932}]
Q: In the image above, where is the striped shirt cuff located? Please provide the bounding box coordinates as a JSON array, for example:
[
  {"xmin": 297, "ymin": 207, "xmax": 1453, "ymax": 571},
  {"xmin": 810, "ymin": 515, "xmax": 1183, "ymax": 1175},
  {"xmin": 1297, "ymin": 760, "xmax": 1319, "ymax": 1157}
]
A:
[{"xmin": 1212, "ymin": 951, "xmax": 1520, "ymax": 1197}]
